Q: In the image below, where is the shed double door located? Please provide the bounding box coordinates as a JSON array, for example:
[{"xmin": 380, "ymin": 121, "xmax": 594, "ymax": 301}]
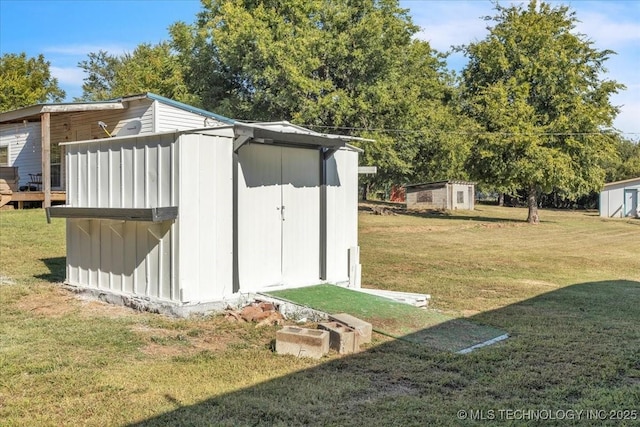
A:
[{"xmin": 237, "ymin": 144, "xmax": 320, "ymax": 290}]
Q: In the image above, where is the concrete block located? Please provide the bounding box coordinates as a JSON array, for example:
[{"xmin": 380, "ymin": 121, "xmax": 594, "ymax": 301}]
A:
[
  {"xmin": 318, "ymin": 321, "xmax": 359, "ymax": 354},
  {"xmin": 276, "ymin": 326, "xmax": 329, "ymax": 359},
  {"xmin": 328, "ymin": 313, "xmax": 372, "ymax": 344}
]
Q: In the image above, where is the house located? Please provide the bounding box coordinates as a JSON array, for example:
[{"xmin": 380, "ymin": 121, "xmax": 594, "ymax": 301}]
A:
[
  {"xmin": 0, "ymin": 93, "xmax": 233, "ymax": 207},
  {"xmin": 599, "ymin": 177, "xmax": 640, "ymax": 218},
  {"xmin": 405, "ymin": 180, "xmax": 475, "ymax": 210},
  {"xmin": 46, "ymin": 122, "xmax": 364, "ymax": 314}
]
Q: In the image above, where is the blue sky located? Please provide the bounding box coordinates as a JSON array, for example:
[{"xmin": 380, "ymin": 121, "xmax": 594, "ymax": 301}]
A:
[{"xmin": 1, "ymin": 0, "xmax": 638, "ymax": 137}]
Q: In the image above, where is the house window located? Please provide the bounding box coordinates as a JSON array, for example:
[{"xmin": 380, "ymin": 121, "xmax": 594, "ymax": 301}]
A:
[
  {"xmin": 0, "ymin": 146, "xmax": 8, "ymax": 166},
  {"xmin": 417, "ymin": 190, "xmax": 433, "ymax": 203},
  {"xmin": 51, "ymin": 143, "xmax": 61, "ymax": 188},
  {"xmin": 457, "ymin": 191, "xmax": 464, "ymax": 203}
]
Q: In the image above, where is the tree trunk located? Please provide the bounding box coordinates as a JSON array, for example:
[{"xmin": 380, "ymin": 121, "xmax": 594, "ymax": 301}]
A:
[
  {"xmin": 527, "ymin": 185, "xmax": 540, "ymax": 224},
  {"xmin": 498, "ymin": 193, "xmax": 504, "ymax": 206},
  {"xmin": 362, "ymin": 182, "xmax": 369, "ymax": 201}
]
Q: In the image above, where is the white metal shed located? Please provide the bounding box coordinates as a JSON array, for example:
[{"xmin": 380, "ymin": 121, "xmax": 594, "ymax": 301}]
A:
[
  {"xmin": 599, "ymin": 177, "xmax": 640, "ymax": 218},
  {"xmin": 48, "ymin": 122, "xmax": 363, "ymax": 313}
]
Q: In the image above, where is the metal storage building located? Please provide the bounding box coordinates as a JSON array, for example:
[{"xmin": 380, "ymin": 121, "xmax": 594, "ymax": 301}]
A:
[
  {"xmin": 405, "ymin": 180, "xmax": 475, "ymax": 210},
  {"xmin": 599, "ymin": 177, "xmax": 640, "ymax": 218},
  {"xmin": 48, "ymin": 122, "xmax": 362, "ymax": 313}
]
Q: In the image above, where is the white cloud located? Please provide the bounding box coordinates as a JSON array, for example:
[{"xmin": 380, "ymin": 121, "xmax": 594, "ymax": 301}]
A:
[
  {"xmin": 415, "ymin": 18, "xmax": 487, "ymax": 51},
  {"xmin": 407, "ymin": 0, "xmax": 491, "ymax": 51},
  {"xmin": 611, "ymin": 88, "xmax": 640, "ymax": 137},
  {"xmin": 44, "ymin": 43, "xmax": 133, "ymax": 56},
  {"xmin": 50, "ymin": 66, "xmax": 85, "ymax": 86},
  {"xmin": 575, "ymin": 12, "xmax": 640, "ymax": 48}
]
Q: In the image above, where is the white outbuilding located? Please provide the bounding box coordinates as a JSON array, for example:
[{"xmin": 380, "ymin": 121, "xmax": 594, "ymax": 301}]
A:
[
  {"xmin": 47, "ymin": 122, "xmax": 363, "ymax": 314},
  {"xmin": 405, "ymin": 180, "xmax": 475, "ymax": 210},
  {"xmin": 599, "ymin": 177, "xmax": 640, "ymax": 218}
]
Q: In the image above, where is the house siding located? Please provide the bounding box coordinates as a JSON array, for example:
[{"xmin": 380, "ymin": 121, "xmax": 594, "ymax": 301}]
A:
[
  {"xmin": 155, "ymin": 102, "xmax": 226, "ymax": 132},
  {"xmin": 0, "ymin": 121, "xmax": 42, "ymax": 187}
]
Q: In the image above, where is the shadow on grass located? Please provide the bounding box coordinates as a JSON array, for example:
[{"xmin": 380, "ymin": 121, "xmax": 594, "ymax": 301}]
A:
[
  {"xmin": 35, "ymin": 257, "xmax": 66, "ymax": 283},
  {"xmin": 128, "ymin": 280, "xmax": 640, "ymax": 426}
]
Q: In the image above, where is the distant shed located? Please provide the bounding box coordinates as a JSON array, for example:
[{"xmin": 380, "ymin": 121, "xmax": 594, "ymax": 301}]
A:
[
  {"xmin": 599, "ymin": 177, "xmax": 640, "ymax": 218},
  {"xmin": 405, "ymin": 180, "xmax": 475, "ymax": 210}
]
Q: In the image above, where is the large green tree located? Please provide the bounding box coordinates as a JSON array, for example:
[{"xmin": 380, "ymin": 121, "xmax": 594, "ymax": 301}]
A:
[
  {"xmin": 460, "ymin": 1, "xmax": 624, "ymax": 223},
  {"xmin": 171, "ymin": 0, "xmax": 472, "ymax": 185},
  {"xmin": 77, "ymin": 43, "xmax": 197, "ymax": 105},
  {"xmin": 0, "ymin": 53, "xmax": 65, "ymax": 112}
]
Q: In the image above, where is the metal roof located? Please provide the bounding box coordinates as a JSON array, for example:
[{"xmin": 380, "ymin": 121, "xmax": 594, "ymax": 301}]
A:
[
  {"xmin": 0, "ymin": 92, "xmax": 234, "ymax": 124},
  {"xmin": 60, "ymin": 121, "xmax": 369, "ymax": 154},
  {"xmin": 405, "ymin": 180, "xmax": 476, "ymax": 189},
  {"xmin": 231, "ymin": 122, "xmax": 369, "ymax": 153},
  {"xmin": 603, "ymin": 176, "xmax": 640, "ymax": 189}
]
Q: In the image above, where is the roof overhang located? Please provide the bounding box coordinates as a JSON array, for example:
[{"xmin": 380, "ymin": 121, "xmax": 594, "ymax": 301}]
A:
[
  {"xmin": 0, "ymin": 101, "xmax": 126, "ymax": 124},
  {"xmin": 603, "ymin": 176, "xmax": 640, "ymax": 190},
  {"xmin": 232, "ymin": 122, "xmax": 369, "ymax": 155}
]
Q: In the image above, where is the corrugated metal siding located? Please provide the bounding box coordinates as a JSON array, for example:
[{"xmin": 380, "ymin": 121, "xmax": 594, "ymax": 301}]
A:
[
  {"xmin": 0, "ymin": 122, "xmax": 41, "ymax": 186},
  {"xmin": 325, "ymin": 148, "xmax": 359, "ymax": 283},
  {"xmin": 66, "ymin": 219, "xmax": 173, "ymax": 299},
  {"xmin": 155, "ymin": 102, "xmax": 225, "ymax": 132},
  {"xmin": 66, "ymin": 133, "xmax": 176, "ymax": 208},
  {"xmin": 65, "ymin": 130, "xmax": 235, "ymax": 303},
  {"xmin": 65, "ymin": 132, "xmax": 178, "ymax": 301},
  {"xmin": 176, "ymin": 133, "xmax": 233, "ymax": 302}
]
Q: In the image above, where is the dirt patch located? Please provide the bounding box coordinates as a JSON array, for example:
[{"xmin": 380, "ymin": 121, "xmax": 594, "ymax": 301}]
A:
[
  {"xmin": 479, "ymin": 222, "xmax": 526, "ymax": 229},
  {"xmin": 77, "ymin": 298, "xmax": 144, "ymax": 319},
  {"xmin": 14, "ymin": 287, "xmax": 78, "ymax": 317},
  {"xmin": 132, "ymin": 320, "xmax": 244, "ymax": 359}
]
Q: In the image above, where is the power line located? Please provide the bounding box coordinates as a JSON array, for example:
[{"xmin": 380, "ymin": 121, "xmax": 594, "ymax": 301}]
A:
[{"xmin": 295, "ymin": 123, "xmax": 639, "ymax": 137}]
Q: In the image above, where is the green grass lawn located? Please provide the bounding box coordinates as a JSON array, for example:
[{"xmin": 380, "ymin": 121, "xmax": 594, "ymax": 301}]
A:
[{"xmin": 0, "ymin": 207, "xmax": 638, "ymax": 426}]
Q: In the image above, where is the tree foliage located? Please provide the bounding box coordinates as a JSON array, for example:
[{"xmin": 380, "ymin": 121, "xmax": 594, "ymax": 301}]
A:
[
  {"xmin": 606, "ymin": 138, "xmax": 640, "ymax": 182},
  {"xmin": 460, "ymin": 0, "xmax": 624, "ymax": 222},
  {"xmin": 77, "ymin": 43, "xmax": 197, "ymax": 105},
  {"xmin": 0, "ymin": 53, "xmax": 65, "ymax": 112},
  {"xmin": 170, "ymin": 0, "xmax": 472, "ymax": 185}
]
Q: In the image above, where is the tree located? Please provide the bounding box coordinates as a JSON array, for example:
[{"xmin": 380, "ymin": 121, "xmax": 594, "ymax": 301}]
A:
[
  {"xmin": 171, "ymin": 0, "xmax": 471, "ymax": 185},
  {"xmin": 0, "ymin": 53, "xmax": 65, "ymax": 111},
  {"xmin": 606, "ymin": 137, "xmax": 640, "ymax": 182},
  {"xmin": 460, "ymin": 1, "xmax": 624, "ymax": 223},
  {"xmin": 77, "ymin": 43, "xmax": 197, "ymax": 105}
]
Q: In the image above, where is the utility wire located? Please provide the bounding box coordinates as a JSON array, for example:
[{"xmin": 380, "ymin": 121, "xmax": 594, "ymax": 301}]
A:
[{"xmin": 296, "ymin": 124, "xmax": 639, "ymax": 137}]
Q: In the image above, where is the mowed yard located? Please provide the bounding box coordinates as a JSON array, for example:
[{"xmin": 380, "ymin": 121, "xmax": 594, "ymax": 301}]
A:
[{"xmin": 0, "ymin": 206, "xmax": 638, "ymax": 426}]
